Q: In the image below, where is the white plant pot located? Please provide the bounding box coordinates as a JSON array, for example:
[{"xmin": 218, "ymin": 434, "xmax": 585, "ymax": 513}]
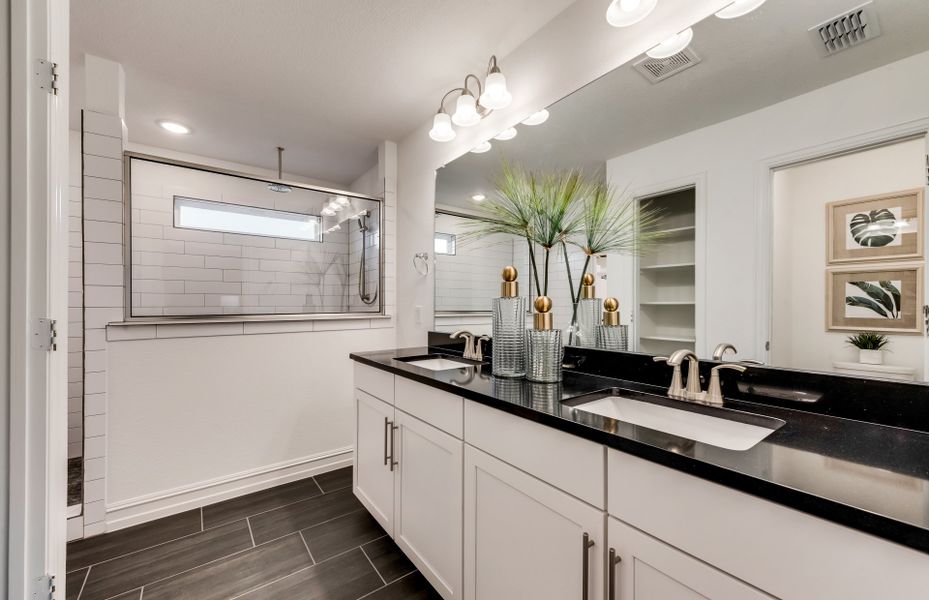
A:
[{"xmin": 859, "ymin": 349, "xmax": 883, "ymax": 365}]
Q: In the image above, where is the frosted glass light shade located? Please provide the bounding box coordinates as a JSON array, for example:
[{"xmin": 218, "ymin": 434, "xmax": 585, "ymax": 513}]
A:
[
  {"xmin": 646, "ymin": 28, "xmax": 693, "ymax": 59},
  {"xmin": 429, "ymin": 112, "xmax": 456, "ymax": 142},
  {"xmin": 715, "ymin": 0, "xmax": 767, "ymax": 19},
  {"xmin": 479, "ymin": 71, "xmax": 512, "ymax": 110},
  {"xmin": 522, "ymin": 109, "xmax": 550, "ymax": 126},
  {"xmin": 606, "ymin": 0, "xmax": 658, "ymax": 27},
  {"xmin": 452, "ymin": 93, "xmax": 481, "ymax": 127},
  {"xmin": 470, "ymin": 141, "xmax": 492, "ymax": 154},
  {"xmin": 494, "ymin": 127, "xmax": 518, "ymax": 141}
]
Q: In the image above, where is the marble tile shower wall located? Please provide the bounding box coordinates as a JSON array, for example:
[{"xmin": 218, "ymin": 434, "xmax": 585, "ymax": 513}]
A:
[{"xmin": 129, "ymin": 159, "xmax": 355, "ymax": 316}]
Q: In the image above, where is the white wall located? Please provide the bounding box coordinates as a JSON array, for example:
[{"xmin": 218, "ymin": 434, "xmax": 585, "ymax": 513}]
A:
[
  {"xmin": 772, "ymin": 139, "xmax": 925, "ymax": 377},
  {"xmin": 1, "ymin": 0, "xmax": 10, "ymax": 589},
  {"xmin": 395, "ymin": 0, "xmax": 734, "ymax": 346},
  {"xmin": 607, "ymin": 50, "xmax": 929, "ymax": 361}
]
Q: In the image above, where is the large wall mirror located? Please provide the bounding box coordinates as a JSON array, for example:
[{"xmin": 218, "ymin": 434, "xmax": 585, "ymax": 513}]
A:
[{"xmin": 434, "ymin": 0, "xmax": 929, "ymax": 383}]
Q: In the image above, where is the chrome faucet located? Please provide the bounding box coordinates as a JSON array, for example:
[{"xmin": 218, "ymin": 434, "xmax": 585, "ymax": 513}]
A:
[
  {"xmin": 450, "ymin": 331, "xmax": 487, "ymax": 361},
  {"xmin": 712, "ymin": 342, "xmax": 737, "ymax": 361},
  {"xmin": 655, "ymin": 348, "xmax": 705, "ymax": 402}
]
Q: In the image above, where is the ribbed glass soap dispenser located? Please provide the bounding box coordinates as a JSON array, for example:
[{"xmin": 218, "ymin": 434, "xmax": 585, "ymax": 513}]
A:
[
  {"xmin": 492, "ymin": 266, "xmax": 527, "ymax": 378},
  {"xmin": 596, "ymin": 297, "xmax": 628, "ymax": 351},
  {"xmin": 574, "ymin": 273, "xmax": 600, "ymax": 347},
  {"xmin": 527, "ymin": 296, "xmax": 563, "ymax": 383}
]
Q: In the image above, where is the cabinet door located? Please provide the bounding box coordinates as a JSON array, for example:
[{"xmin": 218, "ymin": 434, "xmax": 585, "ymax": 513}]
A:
[
  {"xmin": 354, "ymin": 390, "xmax": 395, "ymax": 536},
  {"xmin": 464, "ymin": 446, "xmax": 604, "ymax": 600},
  {"xmin": 607, "ymin": 517, "xmax": 774, "ymax": 600},
  {"xmin": 394, "ymin": 410, "xmax": 463, "ymax": 599}
]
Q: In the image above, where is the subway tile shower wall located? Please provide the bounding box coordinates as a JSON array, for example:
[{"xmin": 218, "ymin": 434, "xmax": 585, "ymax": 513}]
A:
[{"xmin": 128, "ymin": 159, "xmax": 376, "ymax": 316}]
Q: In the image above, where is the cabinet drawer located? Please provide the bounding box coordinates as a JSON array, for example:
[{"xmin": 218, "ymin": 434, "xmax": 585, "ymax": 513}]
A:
[
  {"xmin": 608, "ymin": 449, "xmax": 929, "ymax": 600},
  {"xmin": 465, "ymin": 400, "xmax": 604, "ymax": 508},
  {"xmin": 354, "ymin": 362, "xmax": 394, "ymax": 404},
  {"xmin": 395, "ymin": 377, "xmax": 463, "ymax": 438}
]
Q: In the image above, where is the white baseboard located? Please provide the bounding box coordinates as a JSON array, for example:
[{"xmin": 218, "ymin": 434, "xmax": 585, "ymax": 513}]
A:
[{"xmin": 103, "ymin": 447, "xmax": 353, "ymax": 533}]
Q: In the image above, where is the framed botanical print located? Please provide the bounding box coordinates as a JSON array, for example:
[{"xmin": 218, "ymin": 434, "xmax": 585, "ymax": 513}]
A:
[
  {"xmin": 827, "ymin": 265, "xmax": 923, "ymax": 333},
  {"xmin": 826, "ymin": 189, "xmax": 924, "ymax": 264}
]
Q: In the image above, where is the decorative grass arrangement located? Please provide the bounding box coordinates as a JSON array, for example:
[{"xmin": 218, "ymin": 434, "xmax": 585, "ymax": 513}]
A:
[
  {"xmin": 463, "ymin": 161, "xmax": 665, "ymax": 330},
  {"xmin": 845, "ymin": 332, "xmax": 890, "ymax": 351}
]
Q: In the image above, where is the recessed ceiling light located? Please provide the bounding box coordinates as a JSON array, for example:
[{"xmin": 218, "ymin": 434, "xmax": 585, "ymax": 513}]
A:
[
  {"xmin": 646, "ymin": 28, "xmax": 694, "ymax": 59},
  {"xmin": 157, "ymin": 120, "xmax": 191, "ymax": 135},
  {"xmin": 470, "ymin": 141, "xmax": 492, "ymax": 154},
  {"xmin": 471, "ymin": 194, "xmax": 486, "ymax": 202},
  {"xmin": 715, "ymin": 0, "xmax": 767, "ymax": 19},
  {"xmin": 494, "ymin": 127, "xmax": 518, "ymax": 141},
  {"xmin": 606, "ymin": 0, "xmax": 658, "ymax": 27},
  {"xmin": 522, "ymin": 109, "xmax": 550, "ymax": 126}
]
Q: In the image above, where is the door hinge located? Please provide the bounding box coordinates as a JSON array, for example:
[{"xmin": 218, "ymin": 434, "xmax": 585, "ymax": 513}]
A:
[
  {"xmin": 34, "ymin": 574, "xmax": 56, "ymax": 600},
  {"xmin": 36, "ymin": 59, "xmax": 59, "ymax": 95},
  {"xmin": 31, "ymin": 318, "xmax": 58, "ymax": 351}
]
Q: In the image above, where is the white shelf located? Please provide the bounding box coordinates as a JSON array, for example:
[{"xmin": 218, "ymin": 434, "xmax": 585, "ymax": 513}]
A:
[
  {"xmin": 639, "ymin": 301, "xmax": 695, "ymax": 306},
  {"xmin": 640, "ymin": 335, "xmax": 696, "ymax": 343},
  {"xmin": 640, "ymin": 262, "xmax": 696, "ymax": 271}
]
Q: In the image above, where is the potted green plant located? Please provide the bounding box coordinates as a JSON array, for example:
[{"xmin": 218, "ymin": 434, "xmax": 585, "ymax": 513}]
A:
[
  {"xmin": 465, "ymin": 162, "xmax": 664, "ymax": 341},
  {"xmin": 846, "ymin": 332, "xmax": 889, "ymax": 365}
]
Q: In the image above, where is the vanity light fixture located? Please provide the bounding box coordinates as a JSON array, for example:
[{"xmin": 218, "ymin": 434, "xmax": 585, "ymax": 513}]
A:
[
  {"xmin": 429, "ymin": 55, "xmax": 512, "ymax": 142},
  {"xmin": 157, "ymin": 120, "xmax": 191, "ymax": 134},
  {"xmin": 606, "ymin": 0, "xmax": 658, "ymax": 27},
  {"xmin": 522, "ymin": 109, "xmax": 550, "ymax": 126},
  {"xmin": 715, "ymin": 0, "xmax": 767, "ymax": 19},
  {"xmin": 646, "ymin": 28, "xmax": 694, "ymax": 59},
  {"xmin": 471, "ymin": 194, "xmax": 486, "ymax": 202},
  {"xmin": 494, "ymin": 127, "xmax": 518, "ymax": 141},
  {"xmin": 321, "ymin": 206, "xmax": 336, "ymax": 217},
  {"xmin": 470, "ymin": 141, "xmax": 493, "ymax": 154},
  {"xmin": 335, "ymin": 196, "xmax": 350, "ymax": 206}
]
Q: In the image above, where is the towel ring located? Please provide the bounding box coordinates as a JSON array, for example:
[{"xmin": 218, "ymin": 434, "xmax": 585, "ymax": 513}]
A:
[{"xmin": 413, "ymin": 252, "xmax": 430, "ymax": 277}]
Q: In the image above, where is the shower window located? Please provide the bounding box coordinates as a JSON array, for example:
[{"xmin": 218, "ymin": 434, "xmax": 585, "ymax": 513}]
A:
[
  {"xmin": 434, "ymin": 232, "xmax": 457, "ymax": 255},
  {"xmin": 126, "ymin": 154, "xmax": 382, "ymax": 318}
]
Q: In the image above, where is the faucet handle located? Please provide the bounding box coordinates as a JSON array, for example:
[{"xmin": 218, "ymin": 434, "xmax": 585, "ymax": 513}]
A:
[{"xmin": 706, "ymin": 364, "xmax": 748, "ymax": 406}]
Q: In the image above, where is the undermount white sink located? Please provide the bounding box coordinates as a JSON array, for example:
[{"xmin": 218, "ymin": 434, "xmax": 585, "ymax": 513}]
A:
[
  {"xmin": 402, "ymin": 357, "xmax": 474, "ymax": 371},
  {"xmin": 572, "ymin": 394, "xmax": 782, "ymax": 451}
]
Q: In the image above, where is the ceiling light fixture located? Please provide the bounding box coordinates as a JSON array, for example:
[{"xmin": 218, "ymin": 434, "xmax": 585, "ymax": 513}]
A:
[
  {"xmin": 646, "ymin": 28, "xmax": 694, "ymax": 59},
  {"xmin": 471, "ymin": 194, "xmax": 486, "ymax": 202},
  {"xmin": 715, "ymin": 0, "xmax": 767, "ymax": 19},
  {"xmin": 157, "ymin": 120, "xmax": 190, "ymax": 135},
  {"xmin": 428, "ymin": 55, "xmax": 513, "ymax": 142},
  {"xmin": 605, "ymin": 0, "xmax": 658, "ymax": 27},
  {"xmin": 522, "ymin": 109, "xmax": 550, "ymax": 126},
  {"xmin": 321, "ymin": 207, "xmax": 336, "ymax": 217},
  {"xmin": 494, "ymin": 127, "xmax": 518, "ymax": 141},
  {"xmin": 267, "ymin": 147, "xmax": 292, "ymax": 193},
  {"xmin": 470, "ymin": 141, "xmax": 492, "ymax": 154}
]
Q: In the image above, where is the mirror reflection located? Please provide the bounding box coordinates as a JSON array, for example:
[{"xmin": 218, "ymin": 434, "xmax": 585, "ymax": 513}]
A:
[{"xmin": 435, "ymin": 0, "xmax": 929, "ymax": 382}]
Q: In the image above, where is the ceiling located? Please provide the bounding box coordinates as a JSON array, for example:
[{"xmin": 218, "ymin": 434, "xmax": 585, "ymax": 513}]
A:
[
  {"xmin": 70, "ymin": 0, "xmax": 577, "ymax": 186},
  {"xmin": 437, "ymin": 0, "xmax": 929, "ymax": 208}
]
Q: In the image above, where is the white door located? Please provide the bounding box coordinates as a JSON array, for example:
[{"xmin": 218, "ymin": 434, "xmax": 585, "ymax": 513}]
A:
[
  {"xmin": 607, "ymin": 517, "xmax": 774, "ymax": 600},
  {"xmin": 464, "ymin": 446, "xmax": 604, "ymax": 600},
  {"xmin": 354, "ymin": 390, "xmax": 396, "ymax": 535},
  {"xmin": 923, "ymin": 133, "xmax": 929, "ymax": 381},
  {"xmin": 394, "ymin": 410, "xmax": 463, "ymax": 599},
  {"xmin": 9, "ymin": 0, "xmax": 70, "ymax": 597}
]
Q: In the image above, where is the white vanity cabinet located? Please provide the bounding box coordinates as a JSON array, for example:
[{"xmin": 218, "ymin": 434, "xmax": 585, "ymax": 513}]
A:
[
  {"xmin": 464, "ymin": 445, "xmax": 605, "ymax": 600},
  {"xmin": 353, "ymin": 389, "xmax": 396, "ymax": 535},
  {"xmin": 607, "ymin": 517, "xmax": 774, "ymax": 600}
]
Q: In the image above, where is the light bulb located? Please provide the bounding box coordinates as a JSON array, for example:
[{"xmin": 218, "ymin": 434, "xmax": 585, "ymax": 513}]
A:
[
  {"xmin": 452, "ymin": 93, "xmax": 481, "ymax": 127},
  {"xmin": 157, "ymin": 120, "xmax": 191, "ymax": 134},
  {"xmin": 321, "ymin": 207, "xmax": 336, "ymax": 217},
  {"xmin": 479, "ymin": 71, "xmax": 512, "ymax": 110},
  {"xmin": 329, "ymin": 201, "xmax": 344, "ymax": 212},
  {"xmin": 715, "ymin": 0, "xmax": 767, "ymax": 19},
  {"xmin": 470, "ymin": 141, "xmax": 492, "ymax": 154},
  {"xmin": 522, "ymin": 109, "xmax": 549, "ymax": 126},
  {"xmin": 605, "ymin": 0, "xmax": 657, "ymax": 27},
  {"xmin": 494, "ymin": 127, "xmax": 518, "ymax": 141},
  {"xmin": 471, "ymin": 194, "xmax": 486, "ymax": 202},
  {"xmin": 646, "ymin": 28, "xmax": 693, "ymax": 59},
  {"xmin": 335, "ymin": 196, "xmax": 350, "ymax": 206},
  {"xmin": 428, "ymin": 112, "xmax": 456, "ymax": 142}
]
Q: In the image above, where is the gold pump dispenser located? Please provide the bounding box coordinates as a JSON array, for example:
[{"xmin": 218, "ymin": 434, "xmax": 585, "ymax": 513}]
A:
[
  {"xmin": 533, "ymin": 296, "xmax": 553, "ymax": 331},
  {"xmin": 580, "ymin": 273, "xmax": 596, "ymax": 299},
  {"xmin": 501, "ymin": 266, "xmax": 519, "ymax": 298},
  {"xmin": 602, "ymin": 297, "xmax": 620, "ymax": 326}
]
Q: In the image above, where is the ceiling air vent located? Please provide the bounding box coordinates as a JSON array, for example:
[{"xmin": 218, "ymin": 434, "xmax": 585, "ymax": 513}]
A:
[
  {"xmin": 633, "ymin": 47, "xmax": 700, "ymax": 84},
  {"xmin": 810, "ymin": 1, "xmax": 882, "ymax": 56}
]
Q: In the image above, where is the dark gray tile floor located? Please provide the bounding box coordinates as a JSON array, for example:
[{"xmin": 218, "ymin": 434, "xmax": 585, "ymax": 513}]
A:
[{"xmin": 66, "ymin": 467, "xmax": 441, "ymax": 600}]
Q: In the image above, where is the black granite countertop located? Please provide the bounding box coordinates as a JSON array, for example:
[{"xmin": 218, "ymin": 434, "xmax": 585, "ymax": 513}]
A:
[{"xmin": 350, "ymin": 346, "xmax": 929, "ymax": 555}]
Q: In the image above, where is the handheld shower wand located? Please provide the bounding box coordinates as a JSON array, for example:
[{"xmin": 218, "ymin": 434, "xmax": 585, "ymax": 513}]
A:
[{"xmin": 357, "ymin": 211, "xmax": 378, "ymax": 305}]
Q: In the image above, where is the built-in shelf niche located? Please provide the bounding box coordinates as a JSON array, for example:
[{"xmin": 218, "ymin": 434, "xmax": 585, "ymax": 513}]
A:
[{"xmin": 637, "ymin": 188, "xmax": 697, "ymax": 355}]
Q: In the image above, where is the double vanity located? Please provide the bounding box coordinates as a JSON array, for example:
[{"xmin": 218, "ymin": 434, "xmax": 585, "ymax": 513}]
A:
[{"xmin": 351, "ymin": 340, "xmax": 929, "ymax": 600}]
